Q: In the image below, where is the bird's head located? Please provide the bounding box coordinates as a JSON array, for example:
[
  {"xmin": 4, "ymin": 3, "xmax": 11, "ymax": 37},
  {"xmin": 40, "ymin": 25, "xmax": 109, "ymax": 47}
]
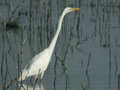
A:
[{"xmin": 63, "ymin": 7, "xmax": 80, "ymax": 15}]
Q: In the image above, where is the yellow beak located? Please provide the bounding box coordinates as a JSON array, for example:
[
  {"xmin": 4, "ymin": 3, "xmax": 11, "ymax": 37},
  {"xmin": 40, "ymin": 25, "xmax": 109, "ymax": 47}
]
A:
[{"xmin": 71, "ymin": 8, "xmax": 80, "ymax": 11}]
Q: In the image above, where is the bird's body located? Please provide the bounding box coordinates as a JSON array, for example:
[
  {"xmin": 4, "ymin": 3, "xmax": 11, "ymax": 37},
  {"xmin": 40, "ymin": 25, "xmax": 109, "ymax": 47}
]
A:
[
  {"xmin": 18, "ymin": 7, "xmax": 80, "ymax": 81},
  {"xmin": 19, "ymin": 48, "xmax": 50, "ymax": 80}
]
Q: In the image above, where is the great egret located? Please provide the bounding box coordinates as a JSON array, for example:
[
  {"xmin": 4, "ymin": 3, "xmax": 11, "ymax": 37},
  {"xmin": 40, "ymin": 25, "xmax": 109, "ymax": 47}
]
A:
[{"xmin": 18, "ymin": 7, "xmax": 80, "ymax": 81}]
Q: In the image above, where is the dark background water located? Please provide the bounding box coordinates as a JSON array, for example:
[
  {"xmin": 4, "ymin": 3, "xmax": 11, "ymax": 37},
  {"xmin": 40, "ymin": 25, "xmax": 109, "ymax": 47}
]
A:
[{"xmin": 0, "ymin": 0, "xmax": 120, "ymax": 90}]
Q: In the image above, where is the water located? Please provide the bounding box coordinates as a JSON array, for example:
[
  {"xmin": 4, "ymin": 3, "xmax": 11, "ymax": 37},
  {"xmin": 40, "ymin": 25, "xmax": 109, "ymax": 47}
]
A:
[{"xmin": 0, "ymin": 0, "xmax": 120, "ymax": 90}]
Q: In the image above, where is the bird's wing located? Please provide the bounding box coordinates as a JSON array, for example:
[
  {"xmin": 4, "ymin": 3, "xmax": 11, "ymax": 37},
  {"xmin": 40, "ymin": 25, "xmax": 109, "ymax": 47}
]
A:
[{"xmin": 18, "ymin": 48, "xmax": 49, "ymax": 81}]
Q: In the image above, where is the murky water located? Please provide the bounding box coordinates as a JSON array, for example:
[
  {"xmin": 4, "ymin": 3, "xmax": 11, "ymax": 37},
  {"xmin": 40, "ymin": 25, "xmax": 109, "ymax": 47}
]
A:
[{"xmin": 0, "ymin": 0, "xmax": 120, "ymax": 90}]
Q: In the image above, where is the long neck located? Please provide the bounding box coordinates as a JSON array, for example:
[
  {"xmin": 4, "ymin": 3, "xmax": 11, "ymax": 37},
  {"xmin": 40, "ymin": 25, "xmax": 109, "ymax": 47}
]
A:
[{"xmin": 48, "ymin": 12, "xmax": 66, "ymax": 54}]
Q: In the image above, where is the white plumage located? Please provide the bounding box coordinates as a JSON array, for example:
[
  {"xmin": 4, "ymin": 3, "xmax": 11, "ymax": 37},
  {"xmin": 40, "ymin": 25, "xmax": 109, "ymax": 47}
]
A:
[
  {"xmin": 18, "ymin": 7, "xmax": 80, "ymax": 81},
  {"xmin": 19, "ymin": 48, "xmax": 50, "ymax": 81}
]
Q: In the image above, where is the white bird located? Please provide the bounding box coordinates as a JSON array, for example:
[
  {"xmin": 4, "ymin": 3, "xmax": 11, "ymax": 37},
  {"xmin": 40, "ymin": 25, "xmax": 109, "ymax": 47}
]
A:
[{"xmin": 18, "ymin": 7, "xmax": 80, "ymax": 81}]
